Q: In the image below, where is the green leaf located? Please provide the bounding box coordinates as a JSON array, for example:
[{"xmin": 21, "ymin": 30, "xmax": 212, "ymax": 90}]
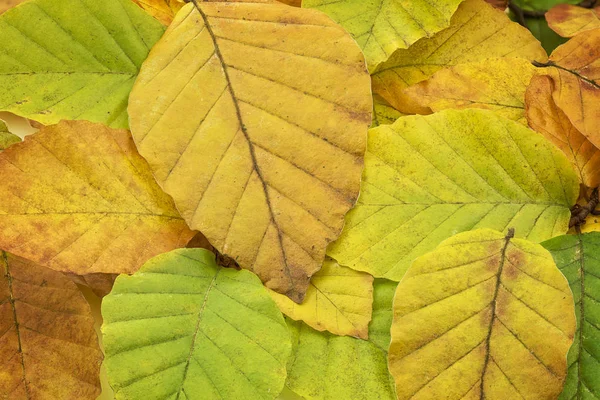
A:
[
  {"xmin": 328, "ymin": 109, "xmax": 579, "ymax": 281},
  {"xmin": 102, "ymin": 249, "xmax": 292, "ymax": 400},
  {"xmin": 302, "ymin": 0, "xmax": 464, "ymax": 71},
  {"xmin": 542, "ymin": 232, "xmax": 600, "ymax": 399},
  {"xmin": 512, "ymin": 0, "xmax": 578, "ymax": 12},
  {"xmin": 368, "ymin": 279, "xmax": 397, "ymax": 351},
  {"xmin": 523, "ymin": 16, "xmax": 567, "ymax": 54},
  {"xmin": 0, "ymin": 120, "xmax": 20, "ymax": 150},
  {"xmin": 0, "ymin": 0, "xmax": 164, "ymax": 129},
  {"xmin": 371, "ymin": 95, "xmax": 405, "ymax": 128}
]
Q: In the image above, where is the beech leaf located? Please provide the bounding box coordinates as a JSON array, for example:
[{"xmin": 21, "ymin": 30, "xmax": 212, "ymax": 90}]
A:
[
  {"xmin": 270, "ymin": 258, "xmax": 374, "ymax": 339},
  {"xmin": 406, "ymin": 57, "xmax": 536, "ymax": 123},
  {"xmin": 0, "ymin": 120, "xmax": 195, "ymax": 277},
  {"xmin": 371, "ymin": 94, "xmax": 405, "ymax": 128},
  {"xmin": 369, "ymin": 279, "xmax": 397, "ymax": 351},
  {"xmin": 328, "ymin": 109, "xmax": 579, "ymax": 281},
  {"xmin": 102, "ymin": 248, "xmax": 292, "ymax": 400},
  {"xmin": 132, "ymin": 0, "xmax": 185, "ymax": 25},
  {"xmin": 0, "ymin": 119, "xmax": 20, "ymax": 150},
  {"xmin": 128, "ymin": 1, "xmax": 372, "ymax": 302},
  {"xmin": 389, "ymin": 229, "xmax": 575, "ymax": 399},
  {"xmin": 546, "ymin": 4, "xmax": 600, "ymax": 38},
  {"xmin": 0, "ymin": 252, "xmax": 103, "ymax": 399},
  {"xmin": 526, "ymin": 74, "xmax": 600, "ymax": 188},
  {"xmin": 542, "ymin": 232, "xmax": 600, "ymax": 399},
  {"xmin": 0, "ymin": 0, "xmax": 164, "ymax": 128},
  {"xmin": 301, "ymin": 0, "xmax": 465, "ymax": 71},
  {"xmin": 371, "ymin": 0, "xmax": 547, "ymax": 114}
]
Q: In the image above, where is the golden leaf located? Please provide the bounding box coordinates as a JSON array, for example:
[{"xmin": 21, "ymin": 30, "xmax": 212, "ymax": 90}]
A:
[
  {"xmin": 546, "ymin": 4, "xmax": 600, "ymax": 38},
  {"xmin": 132, "ymin": 0, "xmax": 185, "ymax": 25}
]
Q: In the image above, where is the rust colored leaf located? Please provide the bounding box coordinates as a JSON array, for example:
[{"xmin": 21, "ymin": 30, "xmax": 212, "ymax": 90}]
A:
[
  {"xmin": 485, "ymin": 0, "xmax": 507, "ymax": 8},
  {"xmin": 0, "ymin": 253, "xmax": 103, "ymax": 399},
  {"xmin": 546, "ymin": 4, "xmax": 600, "ymax": 37},
  {"xmin": 0, "ymin": 120, "xmax": 195, "ymax": 276}
]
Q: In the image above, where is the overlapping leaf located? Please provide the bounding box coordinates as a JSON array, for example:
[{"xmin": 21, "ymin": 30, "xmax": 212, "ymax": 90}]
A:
[
  {"xmin": 543, "ymin": 232, "xmax": 600, "ymax": 399},
  {"xmin": 513, "ymin": 0, "xmax": 578, "ymax": 11},
  {"xmin": 132, "ymin": 0, "xmax": 185, "ymax": 25},
  {"xmin": 0, "ymin": 0, "xmax": 164, "ymax": 128},
  {"xmin": 0, "ymin": 120, "xmax": 20, "ymax": 150},
  {"xmin": 524, "ymin": 17, "xmax": 568, "ymax": 55},
  {"xmin": 389, "ymin": 229, "xmax": 575, "ymax": 399},
  {"xmin": 371, "ymin": 0, "xmax": 547, "ymax": 114},
  {"xmin": 371, "ymin": 95, "xmax": 405, "ymax": 128},
  {"xmin": 270, "ymin": 258, "xmax": 373, "ymax": 339},
  {"xmin": 526, "ymin": 74, "xmax": 600, "ymax": 187},
  {"xmin": 0, "ymin": 252, "xmax": 103, "ymax": 399},
  {"xmin": 302, "ymin": 0, "xmax": 464, "ymax": 71},
  {"xmin": 546, "ymin": 4, "xmax": 600, "ymax": 37},
  {"xmin": 406, "ymin": 57, "xmax": 536, "ymax": 123},
  {"xmin": 285, "ymin": 280, "xmax": 397, "ymax": 400},
  {"xmin": 128, "ymin": 2, "xmax": 372, "ymax": 302},
  {"xmin": 0, "ymin": 120, "xmax": 195, "ymax": 277},
  {"xmin": 537, "ymin": 29, "xmax": 600, "ymax": 148},
  {"xmin": 102, "ymin": 248, "xmax": 292, "ymax": 400},
  {"xmin": 328, "ymin": 109, "xmax": 579, "ymax": 281}
]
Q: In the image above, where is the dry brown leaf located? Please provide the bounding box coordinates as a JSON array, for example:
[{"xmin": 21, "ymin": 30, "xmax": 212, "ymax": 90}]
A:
[
  {"xmin": 546, "ymin": 4, "xmax": 600, "ymax": 37},
  {"xmin": 0, "ymin": 253, "xmax": 103, "ymax": 398}
]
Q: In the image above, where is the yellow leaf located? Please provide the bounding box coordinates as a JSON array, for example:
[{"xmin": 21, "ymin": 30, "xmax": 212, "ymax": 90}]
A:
[
  {"xmin": 0, "ymin": 252, "xmax": 103, "ymax": 399},
  {"xmin": 406, "ymin": 57, "xmax": 537, "ymax": 124},
  {"xmin": 328, "ymin": 109, "xmax": 579, "ymax": 281},
  {"xmin": 302, "ymin": 0, "xmax": 465, "ymax": 72},
  {"xmin": 526, "ymin": 74, "xmax": 600, "ymax": 188},
  {"xmin": 270, "ymin": 258, "xmax": 373, "ymax": 339},
  {"xmin": 389, "ymin": 229, "xmax": 575, "ymax": 399},
  {"xmin": 371, "ymin": 94, "xmax": 407, "ymax": 128},
  {"xmin": 0, "ymin": 120, "xmax": 195, "ymax": 277},
  {"xmin": 537, "ymin": 29, "xmax": 600, "ymax": 150},
  {"xmin": 128, "ymin": 2, "xmax": 372, "ymax": 302},
  {"xmin": 0, "ymin": 119, "xmax": 20, "ymax": 151},
  {"xmin": 546, "ymin": 4, "xmax": 600, "ymax": 37},
  {"xmin": 132, "ymin": 0, "xmax": 185, "ymax": 25},
  {"xmin": 371, "ymin": 0, "xmax": 546, "ymax": 114}
]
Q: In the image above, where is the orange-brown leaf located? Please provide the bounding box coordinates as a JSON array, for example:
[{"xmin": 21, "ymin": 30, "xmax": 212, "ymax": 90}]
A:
[
  {"xmin": 546, "ymin": 4, "xmax": 600, "ymax": 37},
  {"xmin": 0, "ymin": 253, "xmax": 103, "ymax": 399},
  {"xmin": 0, "ymin": 0, "xmax": 25, "ymax": 13},
  {"xmin": 0, "ymin": 120, "xmax": 195, "ymax": 276},
  {"xmin": 485, "ymin": 0, "xmax": 507, "ymax": 9},
  {"xmin": 526, "ymin": 74, "xmax": 600, "ymax": 188},
  {"xmin": 132, "ymin": 0, "xmax": 185, "ymax": 25}
]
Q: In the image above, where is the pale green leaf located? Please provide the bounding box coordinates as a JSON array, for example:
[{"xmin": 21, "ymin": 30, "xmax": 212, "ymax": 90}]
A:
[
  {"xmin": 369, "ymin": 279, "xmax": 397, "ymax": 351},
  {"xmin": 0, "ymin": 0, "xmax": 164, "ymax": 128},
  {"xmin": 328, "ymin": 109, "xmax": 579, "ymax": 281},
  {"xmin": 102, "ymin": 248, "xmax": 292, "ymax": 400},
  {"xmin": 371, "ymin": 95, "xmax": 405, "ymax": 128},
  {"xmin": 0, "ymin": 120, "xmax": 20, "ymax": 150},
  {"xmin": 302, "ymin": 0, "xmax": 464, "ymax": 71},
  {"xmin": 542, "ymin": 232, "xmax": 600, "ymax": 399}
]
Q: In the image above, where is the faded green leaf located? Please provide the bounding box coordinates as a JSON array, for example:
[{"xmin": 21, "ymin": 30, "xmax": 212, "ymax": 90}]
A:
[
  {"xmin": 0, "ymin": 0, "xmax": 164, "ymax": 129},
  {"xmin": 542, "ymin": 232, "xmax": 600, "ymax": 399},
  {"xmin": 371, "ymin": 95, "xmax": 406, "ymax": 128},
  {"xmin": 102, "ymin": 248, "xmax": 292, "ymax": 400},
  {"xmin": 328, "ymin": 109, "xmax": 579, "ymax": 281},
  {"xmin": 368, "ymin": 279, "xmax": 397, "ymax": 351},
  {"xmin": 0, "ymin": 120, "xmax": 20, "ymax": 150},
  {"xmin": 302, "ymin": 0, "xmax": 465, "ymax": 71}
]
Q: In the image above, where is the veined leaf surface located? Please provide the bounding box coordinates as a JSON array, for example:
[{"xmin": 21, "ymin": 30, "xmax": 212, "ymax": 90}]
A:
[
  {"xmin": 389, "ymin": 229, "xmax": 575, "ymax": 399},
  {"xmin": 128, "ymin": 1, "xmax": 372, "ymax": 302},
  {"xmin": 0, "ymin": 120, "xmax": 195, "ymax": 277},
  {"xmin": 0, "ymin": 252, "xmax": 103, "ymax": 399},
  {"xmin": 371, "ymin": 95, "xmax": 406, "ymax": 128},
  {"xmin": 546, "ymin": 4, "xmax": 600, "ymax": 37},
  {"xmin": 328, "ymin": 109, "xmax": 579, "ymax": 281},
  {"xmin": 102, "ymin": 248, "xmax": 291, "ymax": 400},
  {"xmin": 371, "ymin": 0, "xmax": 546, "ymax": 114},
  {"xmin": 0, "ymin": 0, "xmax": 164, "ymax": 128}
]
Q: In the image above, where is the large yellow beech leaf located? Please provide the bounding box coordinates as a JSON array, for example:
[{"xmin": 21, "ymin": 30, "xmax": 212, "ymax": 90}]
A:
[
  {"xmin": 546, "ymin": 4, "xmax": 600, "ymax": 37},
  {"xmin": 132, "ymin": 0, "xmax": 185, "ymax": 25},
  {"xmin": 270, "ymin": 258, "xmax": 373, "ymax": 339},
  {"xmin": 328, "ymin": 109, "xmax": 579, "ymax": 281},
  {"xmin": 128, "ymin": 2, "xmax": 372, "ymax": 302},
  {"xmin": 302, "ymin": 0, "xmax": 465, "ymax": 72},
  {"xmin": 526, "ymin": 74, "xmax": 600, "ymax": 188},
  {"xmin": 537, "ymin": 29, "xmax": 600, "ymax": 149},
  {"xmin": 371, "ymin": 0, "xmax": 546, "ymax": 114},
  {"xmin": 405, "ymin": 58, "xmax": 537, "ymax": 124},
  {"xmin": 389, "ymin": 229, "xmax": 575, "ymax": 399},
  {"xmin": 0, "ymin": 120, "xmax": 195, "ymax": 277},
  {"xmin": 1, "ymin": 252, "xmax": 103, "ymax": 399}
]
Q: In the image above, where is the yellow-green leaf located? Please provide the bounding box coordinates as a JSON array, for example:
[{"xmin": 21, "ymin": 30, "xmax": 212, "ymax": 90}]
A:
[
  {"xmin": 543, "ymin": 232, "xmax": 600, "ymax": 399},
  {"xmin": 132, "ymin": 0, "xmax": 185, "ymax": 25},
  {"xmin": 371, "ymin": 0, "xmax": 546, "ymax": 114},
  {"xmin": 328, "ymin": 109, "xmax": 579, "ymax": 281},
  {"xmin": 405, "ymin": 57, "xmax": 537, "ymax": 124},
  {"xmin": 371, "ymin": 94, "xmax": 406, "ymax": 128},
  {"xmin": 369, "ymin": 279, "xmax": 397, "ymax": 351},
  {"xmin": 0, "ymin": 119, "xmax": 20, "ymax": 150},
  {"xmin": 302, "ymin": 0, "xmax": 464, "ymax": 72},
  {"xmin": 0, "ymin": 120, "xmax": 195, "ymax": 277},
  {"xmin": 270, "ymin": 258, "xmax": 373, "ymax": 339},
  {"xmin": 128, "ymin": 2, "xmax": 371, "ymax": 302},
  {"xmin": 102, "ymin": 248, "xmax": 292, "ymax": 400},
  {"xmin": 546, "ymin": 4, "xmax": 600, "ymax": 38},
  {"xmin": 1, "ymin": 252, "xmax": 103, "ymax": 399},
  {"xmin": 389, "ymin": 229, "xmax": 575, "ymax": 399},
  {"xmin": 0, "ymin": 0, "xmax": 164, "ymax": 129}
]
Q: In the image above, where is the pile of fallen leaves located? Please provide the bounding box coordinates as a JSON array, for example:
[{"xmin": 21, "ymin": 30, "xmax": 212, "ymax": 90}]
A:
[{"xmin": 0, "ymin": 0, "xmax": 598, "ymax": 399}]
